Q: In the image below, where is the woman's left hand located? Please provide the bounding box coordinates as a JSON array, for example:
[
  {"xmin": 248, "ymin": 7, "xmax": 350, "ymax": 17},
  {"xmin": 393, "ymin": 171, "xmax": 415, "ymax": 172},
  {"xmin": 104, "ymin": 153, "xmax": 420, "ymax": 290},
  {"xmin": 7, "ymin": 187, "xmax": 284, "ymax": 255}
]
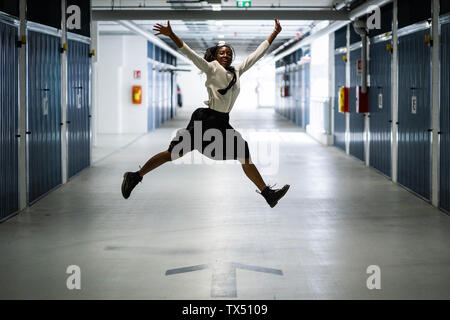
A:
[{"xmin": 274, "ymin": 19, "xmax": 282, "ymax": 34}]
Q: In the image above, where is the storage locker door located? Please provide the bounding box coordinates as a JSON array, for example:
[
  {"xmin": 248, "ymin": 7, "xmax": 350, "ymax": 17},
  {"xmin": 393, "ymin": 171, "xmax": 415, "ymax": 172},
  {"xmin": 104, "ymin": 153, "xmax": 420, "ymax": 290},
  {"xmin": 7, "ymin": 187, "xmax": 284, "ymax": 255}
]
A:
[
  {"xmin": 440, "ymin": 21, "xmax": 450, "ymax": 213},
  {"xmin": 275, "ymin": 72, "xmax": 280, "ymax": 114},
  {"xmin": 160, "ymin": 70, "xmax": 164, "ymax": 125},
  {"xmin": 398, "ymin": 29, "xmax": 431, "ymax": 200},
  {"xmin": 349, "ymin": 48, "xmax": 365, "ymax": 161},
  {"xmin": 334, "ymin": 53, "xmax": 346, "ymax": 151},
  {"xmin": 304, "ymin": 63, "xmax": 310, "ymax": 127},
  {"xmin": 147, "ymin": 61, "xmax": 153, "ymax": 132},
  {"xmin": 287, "ymin": 70, "xmax": 291, "ymax": 121},
  {"xmin": 163, "ymin": 70, "xmax": 167, "ymax": 123},
  {"xmin": 0, "ymin": 21, "xmax": 19, "ymax": 221},
  {"xmin": 289, "ymin": 71, "xmax": 296, "ymax": 123},
  {"xmin": 67, "ymin": 40, "xmax": 90, "ymax": 179},
  {"xmin": 293, "ymin": 69, "xmax": 298, "ymax": 126},
  {"xmin": 165, "ymin": 71, "xmax": 169, "ymax": 122},
  {"xmin": 296, "ymin": 68, "xmax": 303, "ymax": 127},
  {"xmin": 155, "ymin": 68, "xmax": 160, "ymax": 128},
  {"xmin": 27, "ymin": 31, "xmax": 62, "ymax": 203},
  {"xmin": 369, "ymin": 40, "xmax": 392, "ymax": 177}
]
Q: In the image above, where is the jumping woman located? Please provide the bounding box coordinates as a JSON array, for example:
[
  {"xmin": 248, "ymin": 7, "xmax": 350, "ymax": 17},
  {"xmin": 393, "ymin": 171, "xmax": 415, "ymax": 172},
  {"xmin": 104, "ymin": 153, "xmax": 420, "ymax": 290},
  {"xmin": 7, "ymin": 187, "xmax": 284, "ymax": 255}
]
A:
[{"xmin": 121, "ymin": 19, "xmax": 290, "ymax": 208}]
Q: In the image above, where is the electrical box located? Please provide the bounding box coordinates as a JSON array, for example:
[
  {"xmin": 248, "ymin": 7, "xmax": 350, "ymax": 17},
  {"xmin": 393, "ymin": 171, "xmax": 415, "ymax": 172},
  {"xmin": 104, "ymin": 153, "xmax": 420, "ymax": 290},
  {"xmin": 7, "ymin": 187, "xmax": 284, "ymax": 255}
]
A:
[
  {"xmin": 132, "ymin": 85, "xmax": 142, "ymax": 104},
  {"xmin": 338, "ymin": 86, "xmax": 349, "ymax": 113},
  {"xmin": 356, "ymin": 86, "xmax": 369, "ymax": 113}
]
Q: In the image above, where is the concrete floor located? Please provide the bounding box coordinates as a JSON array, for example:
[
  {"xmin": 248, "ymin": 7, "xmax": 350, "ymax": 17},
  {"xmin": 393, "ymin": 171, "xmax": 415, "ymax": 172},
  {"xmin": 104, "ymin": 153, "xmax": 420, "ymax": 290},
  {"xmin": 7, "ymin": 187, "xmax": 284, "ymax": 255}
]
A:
[{"xmin": 1, "ymin": 107, "xmax": 449, "ymax": 299}]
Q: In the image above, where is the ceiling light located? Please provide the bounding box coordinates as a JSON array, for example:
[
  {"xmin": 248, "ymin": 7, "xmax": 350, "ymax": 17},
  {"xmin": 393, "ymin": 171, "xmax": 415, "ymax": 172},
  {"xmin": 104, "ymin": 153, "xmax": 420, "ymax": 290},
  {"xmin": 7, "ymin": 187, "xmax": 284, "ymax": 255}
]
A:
[
  {"xmin": 218, "ymin": 34, "xmax": 225, "ymax": 38},
  {"xmin": 215, "ymin": 21, "xmax": 223, "ymax": 26},
  {"xmin": 212, "ymin": 4, "xmax": 222, "ymax": 11}
]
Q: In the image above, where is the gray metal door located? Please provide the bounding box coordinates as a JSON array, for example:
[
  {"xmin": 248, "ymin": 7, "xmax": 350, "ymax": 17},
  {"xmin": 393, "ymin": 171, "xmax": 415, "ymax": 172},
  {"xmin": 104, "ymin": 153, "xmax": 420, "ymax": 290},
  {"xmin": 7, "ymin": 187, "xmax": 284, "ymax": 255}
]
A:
[
  {"xmin": 296, "ymin": 68, "xmax": 303, "ymax": 127},
  {"xmin": 440, "ymin": 20, "xmax": 450, "ymax": 213},
  {"xmin": 349, "ymin": 48, "xmax": 365, "ymax": 161},
  {"xmin": 67, "ymin": 39, "xmax": 90, "ymax": 179},
  {"xmin": 369, "ymin": 39, "xmax": 392, "ymax": 177},
  {"xmin": 0, "ymin": 20, "xmax": 19, "ymax": 221},
  {"xmin": 27, "ymin": 30, "xmax": 62, "ymax": 204},
  {"xmin": 398, "ymin": 28, "xmax": 431, "ymax": 200},
  {"xmin": 334, "ymin": 53, "xmax": 346, "ymax": 151},
  {"xmin": 304, "ymin": 63, "xmax": 310, "ymax": 127}
]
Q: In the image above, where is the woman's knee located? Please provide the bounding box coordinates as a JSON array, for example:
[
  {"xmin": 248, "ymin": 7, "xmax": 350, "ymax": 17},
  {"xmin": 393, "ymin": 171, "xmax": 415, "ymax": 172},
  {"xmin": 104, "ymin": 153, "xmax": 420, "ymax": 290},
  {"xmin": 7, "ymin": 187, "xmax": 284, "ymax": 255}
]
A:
[{"xmin": 238, "ymin": 157, "xmax": 252, "ymax": 165}]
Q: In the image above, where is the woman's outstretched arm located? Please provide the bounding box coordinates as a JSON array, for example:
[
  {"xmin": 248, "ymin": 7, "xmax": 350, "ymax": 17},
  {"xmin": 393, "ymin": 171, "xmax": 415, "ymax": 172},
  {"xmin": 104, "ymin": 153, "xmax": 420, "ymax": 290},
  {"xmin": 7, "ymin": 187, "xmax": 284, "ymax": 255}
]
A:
[
  {"xmin": 153, "ymin": 21, "xmax": 212, "ymax": 73},
  {"xmin": 267, "ymin": 19, "xmax": 282, "ymax": 45},
  {"xmin": 238, "ymin": 19, "xmax": 282, "ymax": 75},
  {"xmin": 153, "ymin": 20, "xmax": 183, "ymax": 48}
]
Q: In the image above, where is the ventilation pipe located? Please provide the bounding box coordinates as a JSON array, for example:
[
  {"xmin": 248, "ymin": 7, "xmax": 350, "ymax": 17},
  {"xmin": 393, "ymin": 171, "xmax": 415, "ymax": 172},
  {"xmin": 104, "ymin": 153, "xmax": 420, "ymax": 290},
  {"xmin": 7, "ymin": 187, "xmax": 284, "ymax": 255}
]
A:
[
  {"xmin": 352, "ymin": 19, "xmax": 368, "ymax": 93},
  {"xmin": 270, "ymin": 0, "xmax": 392, "ymax": 63}
]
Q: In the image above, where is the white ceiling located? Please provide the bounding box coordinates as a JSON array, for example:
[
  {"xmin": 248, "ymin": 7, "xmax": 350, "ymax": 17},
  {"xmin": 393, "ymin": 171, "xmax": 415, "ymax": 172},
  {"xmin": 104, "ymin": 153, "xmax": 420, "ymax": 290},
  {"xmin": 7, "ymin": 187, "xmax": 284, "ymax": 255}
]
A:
[{"xmin": 94, "ymin": 0, "xmax": 348, "ymax": 61}]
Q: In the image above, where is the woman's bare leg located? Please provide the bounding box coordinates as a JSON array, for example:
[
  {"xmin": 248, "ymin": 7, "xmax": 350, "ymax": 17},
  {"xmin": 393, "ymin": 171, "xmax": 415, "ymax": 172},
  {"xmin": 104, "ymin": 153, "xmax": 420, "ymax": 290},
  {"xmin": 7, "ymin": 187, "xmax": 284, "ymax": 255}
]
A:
[
  {"xmin": 138, "ymin": 150, "xmax": 173, "ymax": 177},
  {"xmin": 239, "ymin": 157, "xmax": 266, "ymax": 192}
]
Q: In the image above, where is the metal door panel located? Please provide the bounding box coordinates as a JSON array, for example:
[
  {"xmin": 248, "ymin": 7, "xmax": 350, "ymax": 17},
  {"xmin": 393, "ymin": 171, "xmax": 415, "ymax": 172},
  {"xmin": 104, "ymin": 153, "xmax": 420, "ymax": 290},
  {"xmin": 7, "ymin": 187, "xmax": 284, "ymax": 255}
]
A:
[
  {"xmin": 67, "ymin": 39, "xmax": 90, "ymax": 178},
  {"xmin": 0, "ymin": 20, "xmax": 19, "ymax": 221},
  {"xmin": 369, "ymin": 39, "xmax": 392, "ymax": 177},
  {"xmin": 334, "ymin": 53, "xmax": 346, "ymax": 151},
  {"xmin": 27, "ymin": 30, "xmax": 62, "ymax": 203},
  {"xmin": 397, "ymin": 29, "xmax": 431, "ymax": 200},
  {"xmin": 349, "ymin": 48, "xmax": 365, "ymax": 161}
]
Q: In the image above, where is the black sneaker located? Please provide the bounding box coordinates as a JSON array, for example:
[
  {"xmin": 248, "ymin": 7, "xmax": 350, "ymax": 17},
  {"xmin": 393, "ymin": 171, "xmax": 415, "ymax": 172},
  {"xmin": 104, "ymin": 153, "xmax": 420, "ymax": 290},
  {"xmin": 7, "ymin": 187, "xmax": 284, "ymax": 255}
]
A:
[
  {"xmin": 259, "ymin": 184, "xmax": 290, "ymax": 208},
  {"xmin": 121, "ymin": 171, "xmax": 142, "ymax": 199}
]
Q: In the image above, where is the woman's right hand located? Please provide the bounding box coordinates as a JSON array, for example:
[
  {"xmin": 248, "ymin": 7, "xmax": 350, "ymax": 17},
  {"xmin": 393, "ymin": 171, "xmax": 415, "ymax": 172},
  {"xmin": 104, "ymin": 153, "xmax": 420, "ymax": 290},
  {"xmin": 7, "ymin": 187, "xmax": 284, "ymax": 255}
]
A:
[{"xmin": 153, "ymin": 20, "xmax": 173, "ymax": 37}]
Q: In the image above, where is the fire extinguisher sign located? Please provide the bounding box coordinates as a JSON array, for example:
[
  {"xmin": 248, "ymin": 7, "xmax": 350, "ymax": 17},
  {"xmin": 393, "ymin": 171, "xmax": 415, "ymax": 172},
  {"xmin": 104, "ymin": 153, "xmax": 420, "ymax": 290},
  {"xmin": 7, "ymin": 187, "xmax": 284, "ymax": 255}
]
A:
[
  {"xmin": 357, "ymin": 59, "xmax": 362, "ymax": 75},
  {"xmin": 133, "ymin": 70, "xmax": 141, "ymax": 79}
]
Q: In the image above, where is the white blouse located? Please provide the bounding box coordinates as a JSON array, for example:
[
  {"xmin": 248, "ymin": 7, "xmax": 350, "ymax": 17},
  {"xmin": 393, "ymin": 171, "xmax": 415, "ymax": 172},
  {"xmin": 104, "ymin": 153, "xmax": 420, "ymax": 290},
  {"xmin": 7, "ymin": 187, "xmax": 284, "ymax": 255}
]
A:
[{"xmin": 178, "ymin": 40, "xmax": 271, "ymax": 113}]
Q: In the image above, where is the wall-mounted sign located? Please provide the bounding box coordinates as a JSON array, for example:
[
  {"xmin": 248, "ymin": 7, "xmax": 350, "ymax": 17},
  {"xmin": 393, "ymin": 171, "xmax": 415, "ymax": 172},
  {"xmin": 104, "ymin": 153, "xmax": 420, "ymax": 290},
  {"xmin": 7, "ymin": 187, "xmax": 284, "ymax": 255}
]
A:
[
  {"xmin": 357, "ymin": 59, "xmax": 362, "ymax": 75},
  {"xmin": 134, "ymin": 70, "xmax": 141, "ymax": 79}
]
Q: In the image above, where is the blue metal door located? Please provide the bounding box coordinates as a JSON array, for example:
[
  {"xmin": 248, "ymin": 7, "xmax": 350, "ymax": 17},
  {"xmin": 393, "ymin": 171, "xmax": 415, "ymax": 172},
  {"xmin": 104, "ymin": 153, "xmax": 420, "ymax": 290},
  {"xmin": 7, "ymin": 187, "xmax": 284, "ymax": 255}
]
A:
[
  {"xmin": 155, "ymin": 67, "xmax": 160, "ymax": 128},
  {"xmin": 397, "ymin": 28, "xmax": 431, "ymax": 200},
  {"xmin": 440, "ymin": 20, "xmax": 450, "ymax": 213},
  {"xmin": 304, "ymin": 63, "xmax": 310, "ymax": 127},
  {"xmin": 147, "ymin": 61, "xmax": 153, "ymax": 132},
  {"xmin": 67, "ymin": 39, "xmax": 90, "ymax": 179},
  {"xmin": 349, "ymin": 48, "xmax": 365, "ymax": 161},
  {"xmin": 369, "ymin": 39, "xmax": 392, "ymax": 177},
  {"xmin": 334, "ymin": 53, "xmax": 346, "ymax": 151},
  {"xmin": 27, "ymin": 30, "xmax": 62, "ymax": 204},
  {"xmin": 0, "ymin": 20, "xmax": 19, "ymax": 221},
  {"xmin": 296, "ymin": 68, "xmax": 303, "ymax": 127}
]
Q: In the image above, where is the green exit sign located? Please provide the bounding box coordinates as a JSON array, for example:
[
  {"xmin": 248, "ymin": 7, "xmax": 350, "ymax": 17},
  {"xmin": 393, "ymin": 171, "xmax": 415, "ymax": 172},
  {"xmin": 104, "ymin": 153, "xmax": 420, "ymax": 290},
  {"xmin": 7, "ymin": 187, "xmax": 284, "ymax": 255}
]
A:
[{"xmin": 236, "ymin": 1, "xmax": 251, "ymax": 7}]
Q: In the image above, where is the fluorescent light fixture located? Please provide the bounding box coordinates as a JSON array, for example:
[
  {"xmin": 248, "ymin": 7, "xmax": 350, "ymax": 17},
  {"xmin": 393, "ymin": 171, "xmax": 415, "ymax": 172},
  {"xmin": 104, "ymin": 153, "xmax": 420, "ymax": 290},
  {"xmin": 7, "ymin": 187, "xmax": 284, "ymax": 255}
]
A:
[
  {"xmin": 218, "ymin": 34, "xmax": 225, "ymax": 38},
  {"xmin": 215, "ymin": 21, "xmax": 223, "ymax": 26},
  {"xmin": 212, "ymin": 4, "xmax": 222, "ymax": 11}
]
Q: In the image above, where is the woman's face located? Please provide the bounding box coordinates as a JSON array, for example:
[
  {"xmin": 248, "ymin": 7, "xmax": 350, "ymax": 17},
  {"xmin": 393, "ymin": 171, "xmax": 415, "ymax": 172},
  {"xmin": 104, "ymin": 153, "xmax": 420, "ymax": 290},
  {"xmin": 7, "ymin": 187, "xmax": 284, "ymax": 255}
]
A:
[{"xmin": 216, "ymin": 46, "xmax": 233, "ymax": 68}]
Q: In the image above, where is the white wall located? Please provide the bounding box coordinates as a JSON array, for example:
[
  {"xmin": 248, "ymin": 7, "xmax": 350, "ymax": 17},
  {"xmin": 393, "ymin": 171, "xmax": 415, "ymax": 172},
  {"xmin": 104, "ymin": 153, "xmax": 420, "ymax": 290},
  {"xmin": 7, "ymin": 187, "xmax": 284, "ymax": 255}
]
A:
[
  {"xmin": 176, "ymin": 69, "xmax": 207, "ymax": 110},
  {"xmin": 309, "ymin": 33, "xmax": 330, "ymax": 133},
  {"xmin": 97, "ymin": 35, "xmax": 148, "ymax": 134}
]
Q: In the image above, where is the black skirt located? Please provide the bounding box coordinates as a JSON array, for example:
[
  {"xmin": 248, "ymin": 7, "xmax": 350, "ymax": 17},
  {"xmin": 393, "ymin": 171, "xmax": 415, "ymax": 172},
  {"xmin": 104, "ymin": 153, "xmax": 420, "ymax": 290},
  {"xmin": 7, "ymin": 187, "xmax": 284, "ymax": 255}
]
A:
[{"xmin": 167, "ymin": 107, "xmax": 250, "ymax": 160}]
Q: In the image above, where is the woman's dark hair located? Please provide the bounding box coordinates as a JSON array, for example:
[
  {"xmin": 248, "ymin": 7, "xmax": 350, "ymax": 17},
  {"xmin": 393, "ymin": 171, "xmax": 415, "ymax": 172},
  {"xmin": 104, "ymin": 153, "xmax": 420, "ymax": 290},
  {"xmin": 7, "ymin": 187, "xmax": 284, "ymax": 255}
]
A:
[{"xmin": 204, "ymin": 44, "xmax": 234, "ymax": 62}]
